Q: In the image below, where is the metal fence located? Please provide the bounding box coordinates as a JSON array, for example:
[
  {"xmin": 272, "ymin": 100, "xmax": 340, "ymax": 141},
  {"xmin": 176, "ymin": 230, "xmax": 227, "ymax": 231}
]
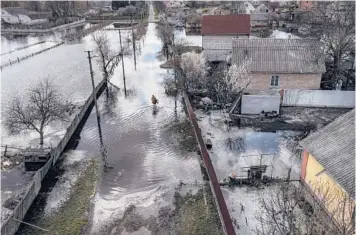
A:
[
  {"xmin": 282, "ymin": 89, "xmax": 355, "ymax": 108},
  {"xmin": 0, "ymin": 79, "xmax": 107, "ymax": 235},
  {"xmin": 183, "ymin": 93, "xmax": 236, "ymax": 235}
]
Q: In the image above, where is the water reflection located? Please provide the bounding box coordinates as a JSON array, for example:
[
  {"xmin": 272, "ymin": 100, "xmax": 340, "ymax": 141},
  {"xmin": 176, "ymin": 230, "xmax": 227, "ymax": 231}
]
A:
[{"xmin": 95, "ymin": 112, "xmax": 111, "ymax": 171}]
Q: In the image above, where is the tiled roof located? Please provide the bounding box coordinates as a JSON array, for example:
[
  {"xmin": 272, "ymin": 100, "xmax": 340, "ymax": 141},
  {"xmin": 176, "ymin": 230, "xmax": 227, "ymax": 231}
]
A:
[
  {"xmin": 202, "ymin": 15, "xmax": 250, "ymax": 35},
  {"xmin": 300, "ymin": 109, "xmax": 355, "ymax": 198},
  {"xmin": 232, "ymin": 39, "xmax": 326, "ymax": 73}
]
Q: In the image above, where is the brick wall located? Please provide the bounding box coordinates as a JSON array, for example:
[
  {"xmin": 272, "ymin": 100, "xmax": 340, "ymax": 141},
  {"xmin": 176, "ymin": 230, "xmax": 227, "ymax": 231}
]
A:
[{"xmin": 246, "ymin": 72, "xmax": 322, "ymax": 92}]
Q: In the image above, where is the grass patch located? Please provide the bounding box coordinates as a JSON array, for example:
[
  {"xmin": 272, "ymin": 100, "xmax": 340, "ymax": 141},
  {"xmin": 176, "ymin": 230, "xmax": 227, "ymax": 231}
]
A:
[
  {"xmin": 21, "ymin": 159, "xmax": 99, "ymax": 235},
  {"xmin": 167, "ymin": 118, "xmax": 197, "ymax": 153},
  {"xmin": 174, "ymin": 184, "xmax": 224, "ymax": 235}
]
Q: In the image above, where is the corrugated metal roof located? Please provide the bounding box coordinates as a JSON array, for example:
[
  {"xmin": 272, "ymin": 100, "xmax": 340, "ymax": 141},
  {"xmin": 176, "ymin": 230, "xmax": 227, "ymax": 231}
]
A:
[
  {"xmin": 202, "ymin": 14, "xmax": 251, "ymax": 35},
  {"xmin": 232, "ymin": 39, "xmax": 326, "ymax": 73},
  {"xmin": 250, "ymin": 13, "xmax": 269, "ymax": 21},
  {"xmin": 300, "ymin": 109, "xmax": 355, "ymax": 198}
]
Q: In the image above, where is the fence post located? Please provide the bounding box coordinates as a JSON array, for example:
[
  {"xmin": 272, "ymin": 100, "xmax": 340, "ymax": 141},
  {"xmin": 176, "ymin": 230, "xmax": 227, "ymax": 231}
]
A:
[{"xmin": 4, "ymin": 145, "xmax": 7, "ymax": 157}]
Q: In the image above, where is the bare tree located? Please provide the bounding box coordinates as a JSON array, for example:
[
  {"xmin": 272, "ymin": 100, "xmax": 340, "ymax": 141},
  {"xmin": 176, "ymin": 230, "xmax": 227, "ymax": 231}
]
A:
[
  {"xmin": 45, "ymin": 1, "xmax": 75, "ymax": 18},
  {"xmin": 256, "ymin": 182, "xmax": 355, "ymax": 235},
  {"xmin": 298, "ymin": 1, "xmax": 355, "ymax": 87},
  {"xmin": 156, "ymin": 22, "xmax": 174, "ymax": 60},
  {"xmin": 92, "ymin": 30, "xmax": 131, "ymax": 81},
  {"xmin": 5, "ymin": 79, "xmax": 73, "ymax": 148}
]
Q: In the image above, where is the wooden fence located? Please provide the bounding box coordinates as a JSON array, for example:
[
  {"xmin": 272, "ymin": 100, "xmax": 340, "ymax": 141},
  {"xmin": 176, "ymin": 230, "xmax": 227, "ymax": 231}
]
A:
[{"xmin": 0, "ymin": 79, "xmax": 107, "ymax": 235}]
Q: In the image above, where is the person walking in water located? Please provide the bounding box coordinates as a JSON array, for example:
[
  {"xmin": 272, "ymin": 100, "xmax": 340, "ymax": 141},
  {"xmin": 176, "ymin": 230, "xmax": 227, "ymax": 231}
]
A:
[
  {"xmin": 151, "ymin": 95, "xmax": 158, "ymax": 105},
  {"xmin": 151, "ymin": 95, "xmax": 159, "ymax": 115}
]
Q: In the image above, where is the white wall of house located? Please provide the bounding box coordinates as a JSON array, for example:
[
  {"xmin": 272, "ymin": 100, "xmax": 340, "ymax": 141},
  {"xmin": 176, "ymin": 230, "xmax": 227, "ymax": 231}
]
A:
[
  {"xmin": 203, "ymin": 34, "xmax": 249, "ymax": 61},
  {"xmin": 241, "ymin": 94, "xmax": 281, "ymax": 114},
  {"xmin": 282, "ymin": 89, "xmax": 355, "ymax": 108}
]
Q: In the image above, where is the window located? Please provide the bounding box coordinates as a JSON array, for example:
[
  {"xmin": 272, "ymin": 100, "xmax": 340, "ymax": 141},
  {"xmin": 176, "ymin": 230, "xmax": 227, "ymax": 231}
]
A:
[{"xmin": 270, "ymin": 75, "xmax": 279, "ymax": 87}]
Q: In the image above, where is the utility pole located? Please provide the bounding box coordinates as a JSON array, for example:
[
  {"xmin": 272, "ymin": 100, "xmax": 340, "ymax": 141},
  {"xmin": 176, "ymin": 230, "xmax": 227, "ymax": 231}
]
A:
[
  {"xmin": 85, "ymin": 50, "xmax": 100, "ymax": 120},
  {"xmin": 118, "ymin": 29, "xmax": 127, "ymax": 96},
  {"xmin": 172, "ymin": 33, "xmax": 177, "ymax": 86},
  {"xmin": 131, "ymin": 13, "xmax": 137, "ymax": 70}
]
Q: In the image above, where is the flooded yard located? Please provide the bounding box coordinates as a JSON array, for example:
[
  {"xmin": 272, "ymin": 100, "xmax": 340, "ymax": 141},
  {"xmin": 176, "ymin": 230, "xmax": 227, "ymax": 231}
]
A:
[{"xmin": 195, "ymin": 109, "xmax": 304, "ymax": 234}]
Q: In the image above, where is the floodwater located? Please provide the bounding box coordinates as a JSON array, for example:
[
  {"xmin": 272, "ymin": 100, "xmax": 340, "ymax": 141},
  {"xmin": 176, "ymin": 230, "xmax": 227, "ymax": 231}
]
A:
[
  {"xmin": 196, "ymin": 110, "xmax": 302, "ymax": 181},
  {"xmin": 196, "ymin": 110, "xmax": 303, "ymax": 234},
  {"xmin": 74, "ymin": 22, "xmax": 204, "ymax": 233},
  {"xmin": 3, "ymin": 5, "xmax": 204, "ymax": 234}
]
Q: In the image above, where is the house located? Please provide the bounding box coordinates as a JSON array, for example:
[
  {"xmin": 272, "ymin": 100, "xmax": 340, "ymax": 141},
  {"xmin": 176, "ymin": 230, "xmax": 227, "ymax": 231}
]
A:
[
  {"xmin": 250, "ymin": 3, "xmax": 270, "ymax": 28},
  {"xmin": 231, "ymin": 39, "xmax": 326, "ymax": 92},
  {"xmin": 202, "ymin": 15, "xmax": 250, "ymax": 62},
  {"xmin": 298, "ymin": 0, "xmax": 314, "ymax": 11},
  {"xmin": 205, "ymin": 7, "xmax": 231, "ymax": 16},
  {"xmin": 1, "ymin": 7, "xmax": 49, "ymax": 25},
  {"xmin": 165, "ymin": 1, "xmax": 185, "ymax": 9},
  {"xmin": 300, "ymin": 109, "xmax": 355, "ymax": 232},
  {"xmin": 268, "ymin": 1, "xmax": 280, "ymax": 12},
  {"xmin": 242, "ymin": 1, "xmax": 256, "ymax": 14},
  {"xmin": 185, "ymin": 15, "xmax": 202, "ymax": 29},
  {"xmin": 250, "ymin": 13, "xmax": 270, "ymax": 27},
  {"xmin": 1, "ymin": 8, "xmax": 31, "ymax": 24},
  {"xmin": 253, "ymin": 4, "xmax": 269, "ymax": 13},
  {"xmin": 1, "ymin": 8, "xmax": 20, "ymax": 24}
]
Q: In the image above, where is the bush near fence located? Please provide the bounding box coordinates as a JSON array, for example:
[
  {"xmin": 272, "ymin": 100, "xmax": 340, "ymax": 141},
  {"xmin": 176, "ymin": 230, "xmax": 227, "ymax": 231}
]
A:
[{"xmin": 0, "ymin": 79, "xmax": 107, "ymax": 235}]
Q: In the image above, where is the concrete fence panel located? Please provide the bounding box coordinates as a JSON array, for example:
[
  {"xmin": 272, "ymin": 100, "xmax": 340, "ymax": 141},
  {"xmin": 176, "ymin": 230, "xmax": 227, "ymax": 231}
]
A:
[
  {"xmin": 282, "ymin": 89, "xmax": 355, "ymax": 108},
  {"xmin": 241, "ymin": 94, "xmax": 281, "ymax": 114},
  {"xmin": 1, "ymin": 79, "xmax": 107, "ymax": 235}
]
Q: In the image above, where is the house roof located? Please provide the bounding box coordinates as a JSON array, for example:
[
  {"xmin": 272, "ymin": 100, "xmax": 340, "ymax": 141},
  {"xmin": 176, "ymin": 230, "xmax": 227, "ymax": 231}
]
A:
[
  {"xmin": 254, "ymin": 4, "xmax": 268, "ymax": 13},
  {"xmin": 300, "ymin": 109, "xmax": 355, "ymax": 198},
  {"xmin": 202, "ymin": 35, "xmax": 232, "ymax": 61},
  {"xmin": 250, "ymin": 13, "xmax": 269, "ymax": 21},
  {"xmin": 202, "ymin": 15, "xmax": 250, "ymax": 35},
  {"xmin": 232, "ymin": 39, "xmax": 326, "ymax": 73},
  {"xmin": 3, "ymin": 7, "xmax": 28, "ymax": 16}
]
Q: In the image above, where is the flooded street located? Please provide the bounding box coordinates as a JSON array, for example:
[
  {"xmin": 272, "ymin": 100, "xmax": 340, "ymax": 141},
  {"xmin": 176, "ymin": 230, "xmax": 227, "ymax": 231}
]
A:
[
  {"xmin": 3, "ymin": 5, "xmax": 216, "ymax": 234},
  {"xmin": 75, "ymin": 22, "xmax": 204, "ymax": 233}
]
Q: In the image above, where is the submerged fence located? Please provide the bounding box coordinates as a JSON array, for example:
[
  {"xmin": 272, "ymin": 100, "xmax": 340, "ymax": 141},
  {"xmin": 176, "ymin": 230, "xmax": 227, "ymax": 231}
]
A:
[
  {"xmin": 0, "ymin": 41, "xmax": 46, "ymax": 56},
  {"xmin": 183, "ymin": 93, "xmax": 236, "ymax": 235},
  {"xmin": 0, "ymin": 79, "xmax": 107, "ymax": 235},
  {"xmin": 0, "ymin": 42, "xmax": 64, "ymax": 69}
]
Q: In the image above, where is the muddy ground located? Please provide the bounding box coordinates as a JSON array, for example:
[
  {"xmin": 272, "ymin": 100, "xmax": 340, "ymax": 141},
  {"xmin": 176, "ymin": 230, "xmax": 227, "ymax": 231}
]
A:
[
  {"xmin": 111, "ymin": 183, "xmax": 223, "ymax": 235},
  {"xmin": 16, "ymin": 159, "xmax": 99, "ymax": 235},
  {"xmin": 229, "ymin": 107, "xmax": 350, "ymax": 132}
]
